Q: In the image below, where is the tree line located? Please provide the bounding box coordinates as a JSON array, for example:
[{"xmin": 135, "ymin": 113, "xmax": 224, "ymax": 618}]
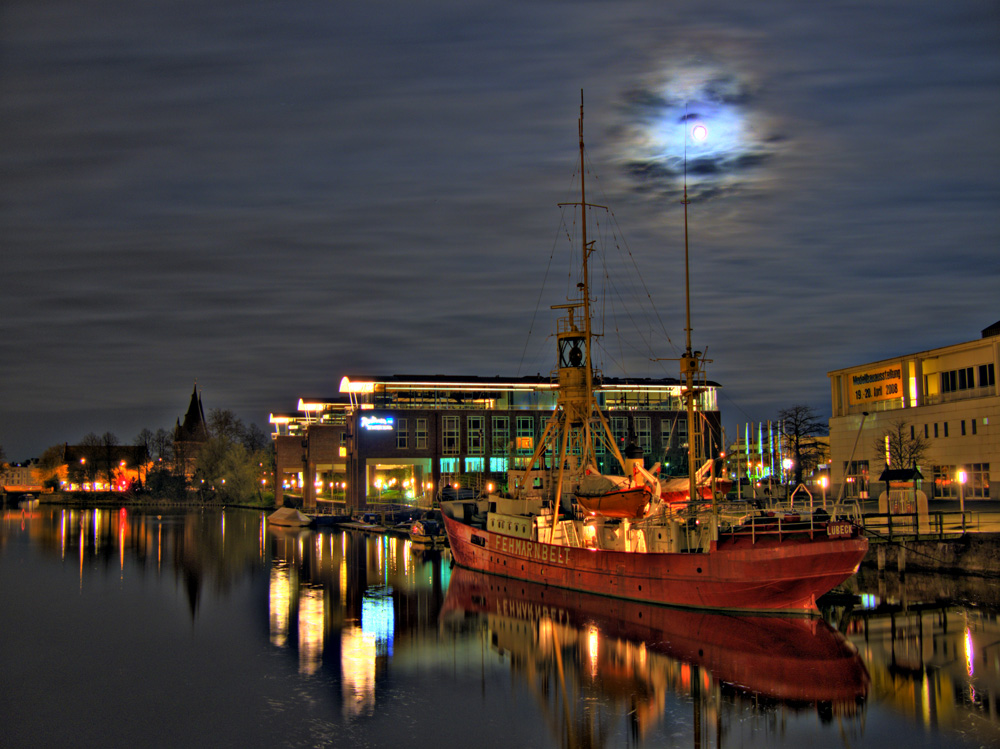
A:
[{"xmin": 30, "ymin": 408, "xmax": 275, "ymax": 505}]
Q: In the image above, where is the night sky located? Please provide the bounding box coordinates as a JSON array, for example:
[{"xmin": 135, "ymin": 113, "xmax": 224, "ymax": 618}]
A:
[{"xmin": 2, "ymin": 1, "xmax": 998, "ymax": 461}]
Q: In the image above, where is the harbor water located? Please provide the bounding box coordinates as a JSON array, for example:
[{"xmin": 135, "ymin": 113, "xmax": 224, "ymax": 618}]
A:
[{"xmin": 2, "ymin": 506, "xmax": 998, "ymax": 748}]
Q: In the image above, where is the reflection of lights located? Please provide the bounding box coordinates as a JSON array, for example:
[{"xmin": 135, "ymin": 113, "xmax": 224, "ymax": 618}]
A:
[
  {"xmin": 342, "ymin": 625, "xmax": 376, "ymax": 718},
  {"xmin": 362, "ymin": 588, "xmax": 395, "ymax": 657},
  {"xmin": 339, "ymin": 556, "xmax": 348, "ymax": 607},
  {"xmin": 588, "ymin": 626, "xmax": 600, "ymax": 679},
  {"xmin": 965, "ymin": 626, "xmax": 974, "ymax": 678},
  {"xmin": 269, "ymin": 563, "xmax": 291, "ymax": 647},
  {"xmin": 119, "ymin": 513, "xmax": 125, "ymax": 573},
  {"xmin": 922, "ymin": 672, "xmax": 932, "ymax": 727},
  {"xmin": 298, "ymin": 587, "xmax": 325, "ymax": 675},
  {"xmin": 859, "ymin": 593, "xmax": 877, "ymax": 610}
]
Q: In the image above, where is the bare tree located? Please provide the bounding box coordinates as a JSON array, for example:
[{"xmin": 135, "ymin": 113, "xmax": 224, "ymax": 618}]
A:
[
  {"xmin": 208, "ymin": 408, "xmax": 245, "ymax": 445},
  {"xmin": 151, "ymin": 428, "xmax": 173, "ymax": 463},
  {"xmin": 242, "ymin": 423, "xmax": 269, "ymax": 453},
  {"xmin": 74, "ymin": 433, "xmax": 102, "ymax": 486},
  {"xmin": 101, "ymin": 431, "xmax": 120, "ymax": 487},
  {"xmin": 777, "ymin": 405, "xmax": 828, "ymax": 488},
  {"xmin": 871, "ymin": 418, "xmax": 929, "ymax": 472}
]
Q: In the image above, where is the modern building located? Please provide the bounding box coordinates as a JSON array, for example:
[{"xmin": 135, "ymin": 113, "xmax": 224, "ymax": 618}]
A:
[
  {"xmin": 271, "ymin": 373, "xmax": 723, "ymax": 511},
  {"xmin": 828, "ymin": 322, "xmax": 998, "ymax": 502}
]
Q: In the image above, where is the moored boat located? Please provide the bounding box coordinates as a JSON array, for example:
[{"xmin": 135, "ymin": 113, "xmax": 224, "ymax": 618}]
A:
[
  {"xmin": 409, "ymin": 510, "xmax": 447, "ymax": 546},
  {"xmin": 441, "ymin": 94, "xmax": 867, "ymax": 614},
  {"xmin": 267, "ymin": 507, "xmax": 314, "ymax": 528}
]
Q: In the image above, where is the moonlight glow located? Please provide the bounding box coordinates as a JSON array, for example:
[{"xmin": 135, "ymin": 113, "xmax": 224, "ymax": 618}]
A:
[{"xmin": 617, "ymin": 64, "xmax": 778, "ymax": 198}]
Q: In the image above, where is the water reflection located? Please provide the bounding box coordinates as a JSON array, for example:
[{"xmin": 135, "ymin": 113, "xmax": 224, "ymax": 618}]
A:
[
  {"xmin": 4, "ymin": 506, "xmax": 999, "ymax": 747},
  {"xmin": 263, "ymin": 521, "xmax": 446, "ymax": 716},
  {"xmin": 848, "ymin": 571, "xmax": 1000, "ymax": 737},
  {"xmin": 441, "ymin": 568, "xmax": 869, "ymax": 746},
  {"xmin": 2, "ymin": 506, "xmax": 267, "ymax": 616}
]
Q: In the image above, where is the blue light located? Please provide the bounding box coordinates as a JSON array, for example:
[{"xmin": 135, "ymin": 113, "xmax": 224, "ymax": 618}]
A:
[{"xmin": 362, "ymin": 587, "xmax": 395, "ymax": 657}]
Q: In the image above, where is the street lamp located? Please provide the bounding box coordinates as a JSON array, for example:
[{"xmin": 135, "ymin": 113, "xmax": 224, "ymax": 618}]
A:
[
  {"xmin": 958, "ymin": 469, "xmax": 967, "ymax": 532},
  {"xmin": 819, "ymin": 475, "xmax": 829, "ymax": 510}
]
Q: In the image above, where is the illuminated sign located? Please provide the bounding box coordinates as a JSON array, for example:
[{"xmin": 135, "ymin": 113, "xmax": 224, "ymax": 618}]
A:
[
  {"xmin": 361, "ymin": 416, "xmax": 394, "ymax": 431},
  {"xmin": 848, "ymin": 363, "xmax": 903, "ymax": 405}
]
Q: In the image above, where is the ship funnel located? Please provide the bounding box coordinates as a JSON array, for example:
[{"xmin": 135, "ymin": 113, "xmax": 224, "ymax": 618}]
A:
[{"xmin": 624, "ymin": 443, "xmax": 645, "ymax": 484}]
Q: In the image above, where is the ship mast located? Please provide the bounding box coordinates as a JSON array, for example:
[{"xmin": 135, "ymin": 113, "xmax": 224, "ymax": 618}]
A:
[
  {"xmin": 513, "ymin": 91, "xmax": 626, "ymax": 507},
  {"xmin": 680, "ymin": 127, "xmax": 711, "ymax": 515}
]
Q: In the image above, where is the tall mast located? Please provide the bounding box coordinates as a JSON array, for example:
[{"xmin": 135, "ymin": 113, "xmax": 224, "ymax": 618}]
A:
[
  {"xmin": 515, "ymin": 91, "xmax": 625, "ymax": 508},
  {"xmin": 682, "ymin": 173, "xmax": 695, "ymax": 508},
  {"xmin": 681, "ymin": 133, "xmax": 702, "ymax": 511},
  {"xmin": 580, "ymin": 91, "xmax": 595, "ymax": 408}
]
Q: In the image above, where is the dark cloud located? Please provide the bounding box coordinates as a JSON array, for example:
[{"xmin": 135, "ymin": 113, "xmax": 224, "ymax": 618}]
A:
[{"xmin": 1, "ymin": 0, "xmax": 998, "ymax": 460}]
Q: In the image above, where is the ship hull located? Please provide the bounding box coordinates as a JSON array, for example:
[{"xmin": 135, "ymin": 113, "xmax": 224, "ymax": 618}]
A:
[{"xmin": 442, "ymin": 514, "xmax": 867, "ymax": 614}]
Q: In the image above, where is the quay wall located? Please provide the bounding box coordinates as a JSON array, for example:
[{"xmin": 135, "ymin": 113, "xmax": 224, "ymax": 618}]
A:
[{"xmin": 862, "ymin": 533, "xmax": 1000, "ymax": 577}]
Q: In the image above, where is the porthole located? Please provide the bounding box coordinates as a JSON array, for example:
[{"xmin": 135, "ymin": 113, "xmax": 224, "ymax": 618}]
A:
[{"xmin": 697, "ymin": 567, "xmax": 702, "ymax": 574}]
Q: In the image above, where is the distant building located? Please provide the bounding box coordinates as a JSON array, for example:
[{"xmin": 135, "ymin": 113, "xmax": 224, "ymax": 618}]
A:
[
  {"xmin": 62, "ymin": 443, "xmax": 148, "ymax": 491},
  {"xmin": 1, "ymin": 463, "xmax": 41, "ymax": 492},
  {"xmin": 271, "ymin": 373, "xmax": 723, "ymax": 511},
  {"xmin": 173, "ymin": 384, "xmax": 210, "ymax": 478},
  {"xmin": 828, "ymin": 322, "xmax": 999, "ymax": 502}
]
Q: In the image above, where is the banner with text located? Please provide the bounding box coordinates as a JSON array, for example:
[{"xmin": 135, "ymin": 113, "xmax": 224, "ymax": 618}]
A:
[{"xmin": 848, "ymin": 363, "xmax": 903, "ymax": 405}]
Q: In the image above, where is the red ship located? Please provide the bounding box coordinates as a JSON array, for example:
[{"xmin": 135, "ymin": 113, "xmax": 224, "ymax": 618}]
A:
[{"xmin": 442, "ymin": 94, "xmax": 867, "ymax": 615}]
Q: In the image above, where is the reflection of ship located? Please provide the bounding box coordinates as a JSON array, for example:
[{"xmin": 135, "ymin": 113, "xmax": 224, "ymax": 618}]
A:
[
  {"xmin": 442, "ymin": 567, "xmax": 870, "ymax": 709},
  {"xmin": 442, "ymin": 96, "xmax": 867, "ymax": 613}
]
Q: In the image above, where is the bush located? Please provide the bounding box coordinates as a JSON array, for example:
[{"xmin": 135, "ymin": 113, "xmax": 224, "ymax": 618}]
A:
[{"xmin": 145, "ymin": 468, "xmax": 188, "ymax": 500}]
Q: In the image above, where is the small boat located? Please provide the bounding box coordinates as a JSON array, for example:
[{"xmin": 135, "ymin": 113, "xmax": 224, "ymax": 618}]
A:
[
  {"xmin": 441, "ymin": 94, "xmax": 867, "ymax": 614},
  {"xmin": 409, "ymin": 510, "xmax": 447, "ymax": 545},
  {"xmin": 575, "ymin": 466, "xmax": 654, "ymax": 519},
  {"xmin": 266, "ymin": 507, "xmax": 314, "ymax": 528},
  {"xmin": 658, "ymin": 460, "xmax": 733, "ymax": 504}
]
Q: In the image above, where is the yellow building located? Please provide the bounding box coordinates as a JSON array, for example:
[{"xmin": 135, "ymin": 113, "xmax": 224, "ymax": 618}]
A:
[{"xmin": 828, "ymin": 322, "xmax": 998, "ymax": 501}]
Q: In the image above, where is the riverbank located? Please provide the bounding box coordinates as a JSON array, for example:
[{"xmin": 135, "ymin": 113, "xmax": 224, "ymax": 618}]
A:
[
  {"xmin": 860, "ymin": 532, "xmax": 1000, "ymax": 577},
  {"xmin": 11, "ymin": 490, "xmax": 275, "ymax": 512}
]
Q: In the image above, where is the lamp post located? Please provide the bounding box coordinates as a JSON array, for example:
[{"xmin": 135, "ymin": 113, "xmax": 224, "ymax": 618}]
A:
[
  {"xmin": 958, "ymin": 469, "xmax": 967, "ymax": 533},
  {"xmin": 819, "ymin": 475, "xmax": 829, "ymax": 510},
  {"xmin": 782, "ymin": 458, "xmax": 793, "ymax": 501}
]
